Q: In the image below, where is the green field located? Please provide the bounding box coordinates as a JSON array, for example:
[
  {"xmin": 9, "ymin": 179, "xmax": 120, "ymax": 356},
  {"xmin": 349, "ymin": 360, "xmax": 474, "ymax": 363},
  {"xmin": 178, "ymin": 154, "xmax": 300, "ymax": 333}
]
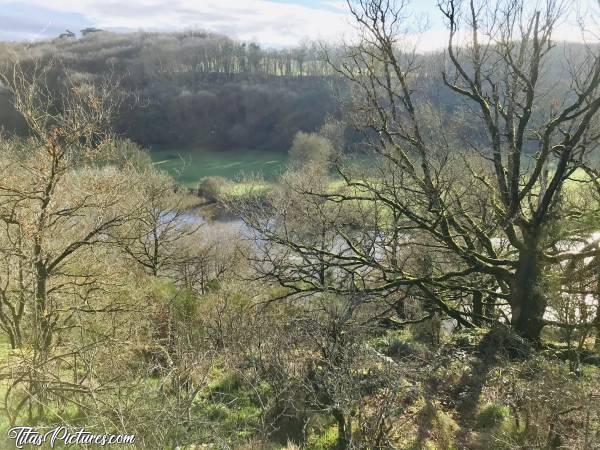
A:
[{"xmin": 150, "ymin": 147, "xmax": 288, "ymax": 187}]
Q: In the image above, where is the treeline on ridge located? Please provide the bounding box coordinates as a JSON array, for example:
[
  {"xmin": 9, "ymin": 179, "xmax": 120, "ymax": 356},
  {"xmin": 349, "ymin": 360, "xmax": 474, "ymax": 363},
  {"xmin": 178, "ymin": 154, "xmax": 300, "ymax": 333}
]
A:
[
  {"xmin": 0, "ymin": 30, "xmax": 592, "ymax": 153},
  {"xmin": 0, "ymin": 31, "xmax": 341, "ymax": 151}
]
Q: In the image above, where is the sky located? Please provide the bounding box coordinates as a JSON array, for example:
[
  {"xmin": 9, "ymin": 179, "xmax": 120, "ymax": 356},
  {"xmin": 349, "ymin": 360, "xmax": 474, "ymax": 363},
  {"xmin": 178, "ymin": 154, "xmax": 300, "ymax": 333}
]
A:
[{"xmin": 0, "ymin": 0, "xmax": 597, "ymax": 50}]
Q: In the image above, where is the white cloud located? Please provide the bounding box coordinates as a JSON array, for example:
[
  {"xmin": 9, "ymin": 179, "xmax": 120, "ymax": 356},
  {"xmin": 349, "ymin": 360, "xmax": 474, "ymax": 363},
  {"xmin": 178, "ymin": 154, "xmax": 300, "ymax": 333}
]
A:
[
  {"xmin": 0, "ymin": 0, "xmax": 355, "ymax": 47},
  {"xmin": 0, "ymin": 0, "xmax": 596, "ymax": 49}
]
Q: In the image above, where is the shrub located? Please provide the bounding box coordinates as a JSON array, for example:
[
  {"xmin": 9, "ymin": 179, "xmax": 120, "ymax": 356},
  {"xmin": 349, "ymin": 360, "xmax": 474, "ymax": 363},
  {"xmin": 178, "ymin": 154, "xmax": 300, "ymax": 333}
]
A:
[
  {"xmin": 307, "ymin": 424, "xmax": 338, "ymax": 450},
  {"xmin": 476, "ymin": 403, "xmax": 510, "ymax": 429},
  {"xmin": 416, "ymin": 401, "xmax": 460, "ymax": 450},
  {"xmin": 197, "ymin": 176, "xmax": 230, "ymax": 202},
  {"xmin": 386, "ymin": 337, "xmax": 428, "ymax": 360},
  {"xmin": 288, "ymin": 131, "xmax": 333, "ymax": 167}
]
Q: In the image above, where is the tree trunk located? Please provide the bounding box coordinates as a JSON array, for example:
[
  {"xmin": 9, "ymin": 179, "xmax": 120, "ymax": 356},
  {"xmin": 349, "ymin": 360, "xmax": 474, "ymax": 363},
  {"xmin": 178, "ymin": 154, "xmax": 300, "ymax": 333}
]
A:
[
  {"xmin": 333, "ymin": 409, "xmax": 350, "ymax": 450},
  {"xmin": 472, "ymin": 291, "xmax": 483, "ymax": 326},
  {"xmin": 594, "ymin": 299, "xmax": 600, "ymax": 352},
  {"xmin": 319, "ymin": 226, "xmax": 327, "ymax": 287},
  {"xmin": 510, "ymin": 245, "xmax": 547, "ymax": 343},
  {"xmin": 5, "ymin": 327, "xmax": 16, "ymax": 349},
  {"xmin": 484, "ymin": 294, "xmax": 497, "ymax": 320},
  {"xmin": 595, "ymin": 274, "xmax": 600, "ymax": 351},
  {"xmin": 34, "ymin": 258, "xmax": 52, "ymax": 352}
]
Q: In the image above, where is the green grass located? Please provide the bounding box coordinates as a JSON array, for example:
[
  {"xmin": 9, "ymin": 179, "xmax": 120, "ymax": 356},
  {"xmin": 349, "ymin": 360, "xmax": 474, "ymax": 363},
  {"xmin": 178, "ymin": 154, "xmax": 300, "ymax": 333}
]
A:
[
  {"xmin": 150, "ymin": 147, "xmax": 288, "ymax": 187},
  {"xmin": 0, "ymin": 338, "xmax": 12, "ymax": 448},
  {"xmin": 227, "ymin": 180, "xmax": 273, "ymax": 197}
]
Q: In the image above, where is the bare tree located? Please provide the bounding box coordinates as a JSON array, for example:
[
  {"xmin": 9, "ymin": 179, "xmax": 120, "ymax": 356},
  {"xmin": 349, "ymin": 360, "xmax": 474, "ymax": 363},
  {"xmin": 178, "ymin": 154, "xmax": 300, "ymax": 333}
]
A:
[
  {"xmin": 331, "ymin": 0, "xmax": 600, "ymax": 342},
  {"xmin": 0, "ymin": 60, "xmax": 151, "ymax": 422},
  {"xmin": 240, "ymin": 0, "xmax": 600, "ymax": 344},
  {"xmin": 116, "ymin": 170, "xmax": 199, "ymax": 277},
  {"xmin": 288, "ymin": 131, "xmax": 334, "ymax": 168}
]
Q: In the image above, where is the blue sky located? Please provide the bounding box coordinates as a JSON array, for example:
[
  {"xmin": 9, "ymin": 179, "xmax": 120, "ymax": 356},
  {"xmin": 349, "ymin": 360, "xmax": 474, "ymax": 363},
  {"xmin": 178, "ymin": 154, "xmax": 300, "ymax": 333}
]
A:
[
  {"xmin": 0, "ymin": 0, "xmax": 596, "ymax": 49},
  {"xmin": 0, "ymin": 2, "xmax": 92, "ymax": 41}
]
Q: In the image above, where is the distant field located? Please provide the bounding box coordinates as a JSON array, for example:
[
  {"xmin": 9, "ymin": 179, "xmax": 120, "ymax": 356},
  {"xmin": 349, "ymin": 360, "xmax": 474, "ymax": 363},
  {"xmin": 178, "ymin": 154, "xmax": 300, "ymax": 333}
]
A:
[{"xmin": 150, "ymin": 147, "xmax": 288, "ymax": 186}]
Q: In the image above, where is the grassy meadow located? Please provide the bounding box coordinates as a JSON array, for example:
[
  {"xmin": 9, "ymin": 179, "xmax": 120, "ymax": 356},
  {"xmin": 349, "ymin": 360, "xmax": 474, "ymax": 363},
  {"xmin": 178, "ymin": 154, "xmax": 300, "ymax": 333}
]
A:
[{"xmin": 150, "ymin": 147, "xmax": 288, "ymax": 187}]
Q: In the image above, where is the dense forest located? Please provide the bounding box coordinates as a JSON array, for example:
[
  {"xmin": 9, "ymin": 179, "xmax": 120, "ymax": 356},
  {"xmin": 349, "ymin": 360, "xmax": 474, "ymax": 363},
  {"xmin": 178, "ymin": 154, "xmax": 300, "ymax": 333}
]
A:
[
  {"xmin": 0, "ymin": 0, "xmax": 600, "ymax": 449},
  {"xmin": 0, "ymin": 31, "xmax": 340, "ymax": 150},
  {"xmin": 0, "ymin": 28, "xmax": 587, "ymax": 154}
]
